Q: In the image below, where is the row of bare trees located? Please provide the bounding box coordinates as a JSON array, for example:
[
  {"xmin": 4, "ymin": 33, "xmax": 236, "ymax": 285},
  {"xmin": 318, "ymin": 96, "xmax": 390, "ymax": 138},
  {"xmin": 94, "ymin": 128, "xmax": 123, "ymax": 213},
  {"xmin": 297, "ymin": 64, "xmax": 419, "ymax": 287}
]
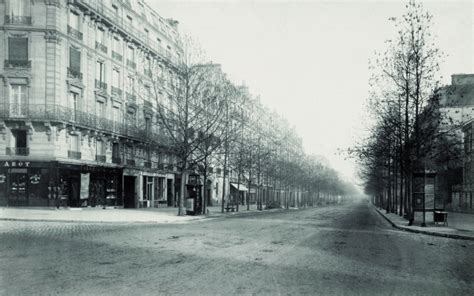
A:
[
  {"xmin": 351, "ymin": 1, "xmax": 462, "ymax": 222},
  {"xmin": 137, "ymin": 38, "xmax": 355, "ymax": 215}
]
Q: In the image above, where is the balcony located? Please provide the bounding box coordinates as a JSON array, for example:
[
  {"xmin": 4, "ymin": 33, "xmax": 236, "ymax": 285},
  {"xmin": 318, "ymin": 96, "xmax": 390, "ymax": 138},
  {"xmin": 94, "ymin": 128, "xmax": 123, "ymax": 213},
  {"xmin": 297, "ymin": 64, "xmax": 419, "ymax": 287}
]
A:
[
  {"xmin": 112, "ymin": 51, "xmax": 123, "ymax": 61},
  {"xmin": 67, "ymin": 67, "xmax": 83, "ymax": 80},
  {"xmin": 126, "ymin": 159, "xmax": 136, "ymax": 166},
  {"xmin": 73, "ymin": 0, "xmax": 179, "ymax": 65},
  {"xmin": 111, "ymin": 86, "xmax": 123, "ymax": 97},
  {"xmin": 6, "ymin": 147, "xmax": 29, "ymax": 156},
  {"xmin": 5, "ymin": 15, "xmax": 32, "ymax": 25},
  {"xmin": 95, "ymin": 79, "xmax": 107, "ymax": 90},
  {"xmin": 68, "ymin": 150, "xmax": 82, "ymax": 159},
  {"xmin": 96, "ymin": 155, "xmax": 106, "ymax": 162},
  {"xmin": 0, "ymin": 103, "xmax": 171, "ymax": 144},
  {"xmin": 112, "ymin": 156, "xmax": 122, "ymax": 164},
  {"xmin": 4, "ymin": 60, "xmax": 31, "ymax": 68},
  {"xmin": 126, "ymin": 92, "xmax": 136, "ymax": 102},
  {"xmin": 67, "ymin": 25, "xmax": 83, "ymax": 40},
  {"xmin": 126, "ymin": 59, "xmax": 136, "ymax": 69},
  {"xmin": 95, "ymin": 41, "xmax": 108, "ymax": 54}
]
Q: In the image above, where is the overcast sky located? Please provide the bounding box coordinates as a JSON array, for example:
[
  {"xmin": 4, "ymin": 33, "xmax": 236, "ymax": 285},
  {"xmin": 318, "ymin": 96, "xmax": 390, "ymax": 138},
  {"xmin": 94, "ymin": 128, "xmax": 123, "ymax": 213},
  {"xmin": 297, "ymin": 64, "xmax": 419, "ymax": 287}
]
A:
[{"xmin": 150, "ymin": 0, "xmax": 473, "ymax": 185}]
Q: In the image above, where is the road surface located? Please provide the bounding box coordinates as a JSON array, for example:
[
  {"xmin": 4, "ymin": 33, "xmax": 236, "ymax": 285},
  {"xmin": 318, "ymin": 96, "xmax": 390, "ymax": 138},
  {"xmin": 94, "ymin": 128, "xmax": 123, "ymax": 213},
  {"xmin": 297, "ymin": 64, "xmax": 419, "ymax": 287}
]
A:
[{"xmin": 1, "ymin": 200, "xmax": 472, "ymax": 295}]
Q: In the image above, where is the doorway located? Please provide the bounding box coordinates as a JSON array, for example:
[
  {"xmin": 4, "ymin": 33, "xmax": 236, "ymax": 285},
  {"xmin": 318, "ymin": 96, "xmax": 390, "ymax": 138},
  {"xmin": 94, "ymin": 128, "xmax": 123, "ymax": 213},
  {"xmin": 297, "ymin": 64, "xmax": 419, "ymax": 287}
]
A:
[{"xmin": 123, "ymin": 176, "xmax": 136, "ymax": 208}]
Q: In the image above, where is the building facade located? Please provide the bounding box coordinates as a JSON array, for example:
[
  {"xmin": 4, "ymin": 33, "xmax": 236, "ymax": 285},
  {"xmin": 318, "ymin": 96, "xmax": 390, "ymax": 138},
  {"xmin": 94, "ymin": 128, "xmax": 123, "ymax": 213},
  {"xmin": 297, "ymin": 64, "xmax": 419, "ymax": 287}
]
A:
[{"xmin": 0, "ymin": 0, "xmax": 182, "ymax": 207}]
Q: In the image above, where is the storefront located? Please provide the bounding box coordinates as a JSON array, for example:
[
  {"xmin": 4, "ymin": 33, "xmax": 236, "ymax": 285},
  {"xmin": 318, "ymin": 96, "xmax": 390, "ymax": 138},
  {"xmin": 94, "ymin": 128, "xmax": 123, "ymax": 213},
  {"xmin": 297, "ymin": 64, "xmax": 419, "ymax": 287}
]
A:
[{"xmin": 0, "ymin": 160, "xmax": 122, "ymax": 207}]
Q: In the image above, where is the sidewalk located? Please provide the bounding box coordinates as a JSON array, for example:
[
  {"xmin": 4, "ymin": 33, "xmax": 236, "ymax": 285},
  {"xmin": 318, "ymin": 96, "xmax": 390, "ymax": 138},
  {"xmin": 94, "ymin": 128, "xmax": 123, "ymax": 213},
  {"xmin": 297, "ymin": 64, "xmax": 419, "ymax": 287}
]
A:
[
  {"xmin": 373, "ymin": 205, "xmax": 474, "ymax": 241},
  {"xmin": 0, "ymin": 204, "xmax": 282, "ymax": 224}
]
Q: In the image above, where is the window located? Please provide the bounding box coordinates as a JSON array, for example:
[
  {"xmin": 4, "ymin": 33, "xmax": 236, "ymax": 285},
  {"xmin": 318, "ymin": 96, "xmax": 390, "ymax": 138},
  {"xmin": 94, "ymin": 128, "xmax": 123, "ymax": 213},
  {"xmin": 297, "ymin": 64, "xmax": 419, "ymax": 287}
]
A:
[
  {"xmin": 112, "ymin": 37, "xmax": 122, "ymax": 61},
  {"xmin": 11, "ymin": 130, "xmax": 28, "ymax": 156},
  {"xmin": 69, "ymin": 92, "xmax": 79, "ymax": 120},
  {"xmin": 126, "ymin": 76, "xmax": 135, "ymax": 95},
  {"xmin": 96, "ymin": 140, "xmax": 105, "ymax": 156},
  {"xmin": 96, "ymin": 61, "xmax": 105, "ymax": 84},
  {"xmin": 68, "ymin": 47, "xmax": 81, "ymax": 79},
  {"xmin": 69, "ymin": 134, "xmax": 80, "ymax": 152},
  {"xmin": 8, "ymin": 37, "xmax": 28, "ymax": 62},
  {"xmin": 113, "ymin": 105, "xmax": 122, "ymax": 123},
  {"xmin": 145, "ymin": 116, "xmax": 151, "ymax": 134},
  {"xmin": 8, "ymin": 0, "xmax": 28, "ymax": 17},
  {"xmin": 127, "ymin": 109, "xmax": 136, "ymax": 125},
  {"xmin": 127, "ymin": 46, "xmax": 135, "ymax": 62},
  {"xmin": 69, "ymin": 11, "xmax": 80, "ymax": 30},
  {"xmin": 112, "ymin": 143, "xmax": 120, "ymax": 159},
  {"xmin": 10, "ymin": 84, "xmax": 27, "ymax": 116},
  {"xmin": 96, "ymin": 101, "xmax": 105, "ymax": 118},
  {"xmin": 112, "ymin": 69, "xmax": 121, "ymax": 90}
]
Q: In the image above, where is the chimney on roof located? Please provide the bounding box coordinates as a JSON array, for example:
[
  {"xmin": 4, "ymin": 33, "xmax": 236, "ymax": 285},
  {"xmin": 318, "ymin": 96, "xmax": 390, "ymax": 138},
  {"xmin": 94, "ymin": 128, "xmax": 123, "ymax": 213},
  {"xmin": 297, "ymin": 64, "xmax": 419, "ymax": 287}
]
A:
[
  {"xmin": 166, "ymin": 19, "xmax": 179, "ymax": 29},
  {"xmin": 451, "ymin": 74, "xmax": 474, "ymax": 85}
]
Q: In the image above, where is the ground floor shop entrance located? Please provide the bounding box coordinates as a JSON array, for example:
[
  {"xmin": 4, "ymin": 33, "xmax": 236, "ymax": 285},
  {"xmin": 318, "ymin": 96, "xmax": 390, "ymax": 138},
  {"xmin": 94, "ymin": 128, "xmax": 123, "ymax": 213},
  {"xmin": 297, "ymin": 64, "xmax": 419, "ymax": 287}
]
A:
[{"xmin": 0, "ymin": 161, "xmax": 122, "ymax": 207}]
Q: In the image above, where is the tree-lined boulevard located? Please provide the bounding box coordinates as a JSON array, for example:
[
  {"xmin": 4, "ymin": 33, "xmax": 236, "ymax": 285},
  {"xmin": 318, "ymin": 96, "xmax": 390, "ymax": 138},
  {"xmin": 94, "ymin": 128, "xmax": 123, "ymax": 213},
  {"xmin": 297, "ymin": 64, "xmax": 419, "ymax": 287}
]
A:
[{"xmin": 1, "ymin": 199, "xmax": 472, "ymax": 295}]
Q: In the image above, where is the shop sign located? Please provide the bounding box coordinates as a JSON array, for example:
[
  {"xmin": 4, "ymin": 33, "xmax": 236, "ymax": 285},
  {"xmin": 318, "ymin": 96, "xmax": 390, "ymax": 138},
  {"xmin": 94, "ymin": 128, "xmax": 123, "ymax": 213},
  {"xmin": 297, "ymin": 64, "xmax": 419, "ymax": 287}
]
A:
[
  {"xmin": 2, "ymin": 161, "xmax": 31, "ymax": 168},
  {"xmin": 30, "ymin": 174, "xmax": 41, "ymax": 184}
]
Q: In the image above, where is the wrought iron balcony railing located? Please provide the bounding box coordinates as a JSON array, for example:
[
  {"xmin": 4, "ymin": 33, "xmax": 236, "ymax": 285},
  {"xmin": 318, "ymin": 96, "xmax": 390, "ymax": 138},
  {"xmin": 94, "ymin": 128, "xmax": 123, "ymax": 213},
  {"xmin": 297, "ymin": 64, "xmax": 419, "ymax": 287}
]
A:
[
  {"xmin": 111, "ymin": 86, "xmax": 123, "ymax": 97},
  {"xmin": 74, "ymin": 0, "xmax": 179, "ymax": 65},
  {"xmin": 6, "ymin": 147, "xmax": 29, "ymax": 156},
  {"xmin": 67, "ymin": 25, "xmax": 83, "ymax": 40},
  {"xmin": 95, "ymin": 41, "xmax": 108, "ymax": 54},
  {"xmin": 126, "ymin": 59, "xmax": 136, "ymax": 69},
  {"xmin": 4, "ymin": 60, "xmax": 31, "ymax": 68},
  {"xmin": 95, "ymin": 155, "xmax": 106, "ymax": 162},
  {"xmin": 67, "ymin": 67, "xmax": 83, "ymax": 80},
  {"xmin": 68, "ymin": 150, "xmax": 82, "ymax": 159},
  {"xmin": 5, "ymin": 15, "xmax": 32, "ymax": 25},
  {"xmin": 95, "ymin": 79, "xmax": 107, "ymax": 90},
  {"xmin": 0, "ymin": 103, "xmax": 171, "ymax": 144},
  {"xmin": 112, "ymin": 51, "xmax": 123, "ymax": 61}
]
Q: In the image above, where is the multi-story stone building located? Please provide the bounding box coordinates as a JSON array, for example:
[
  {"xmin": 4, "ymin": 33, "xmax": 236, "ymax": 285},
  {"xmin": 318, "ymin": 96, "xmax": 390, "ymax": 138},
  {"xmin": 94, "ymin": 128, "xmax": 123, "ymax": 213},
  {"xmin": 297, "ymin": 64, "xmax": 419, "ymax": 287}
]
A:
[{"xmin": 0, "ymin": 0, "xmax": 183, "ymax": 208}]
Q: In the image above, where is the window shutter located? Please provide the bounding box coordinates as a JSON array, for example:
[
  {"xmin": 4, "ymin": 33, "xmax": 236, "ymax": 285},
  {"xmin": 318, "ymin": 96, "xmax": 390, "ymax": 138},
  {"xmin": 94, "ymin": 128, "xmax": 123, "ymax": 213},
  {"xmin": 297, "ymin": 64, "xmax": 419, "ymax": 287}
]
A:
[
  {"xmin": 8, "ymin": 38, "xmax": 28, "ymax": 61},
  {"xmin": 69, "ymin": 47, "xmax": 81, "ymax": 71}
]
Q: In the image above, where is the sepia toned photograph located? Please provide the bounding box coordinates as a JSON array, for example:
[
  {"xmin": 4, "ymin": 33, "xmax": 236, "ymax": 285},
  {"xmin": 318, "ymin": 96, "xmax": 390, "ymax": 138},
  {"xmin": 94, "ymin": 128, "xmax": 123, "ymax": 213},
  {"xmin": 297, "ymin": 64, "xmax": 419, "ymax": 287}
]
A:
[{"xmin": 0, "ymin": 0, "xmax": 473, "ymax": 295}]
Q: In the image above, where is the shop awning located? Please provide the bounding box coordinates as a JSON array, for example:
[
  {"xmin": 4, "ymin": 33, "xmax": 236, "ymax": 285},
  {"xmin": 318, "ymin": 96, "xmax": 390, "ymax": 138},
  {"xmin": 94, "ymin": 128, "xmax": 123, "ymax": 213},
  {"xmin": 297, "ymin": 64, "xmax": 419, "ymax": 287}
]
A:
[{"xmin": 230, "ymin": 183, "xmax": 248, "ymax": 191}]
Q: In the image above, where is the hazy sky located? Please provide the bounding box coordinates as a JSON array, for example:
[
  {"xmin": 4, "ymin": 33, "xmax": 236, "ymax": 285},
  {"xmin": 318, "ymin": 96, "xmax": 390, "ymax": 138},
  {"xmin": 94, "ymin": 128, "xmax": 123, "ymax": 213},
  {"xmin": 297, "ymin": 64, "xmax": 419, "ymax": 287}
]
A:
[{"xmin": 150, "ymin": 0, "xmax": 473, "ymax": 185}]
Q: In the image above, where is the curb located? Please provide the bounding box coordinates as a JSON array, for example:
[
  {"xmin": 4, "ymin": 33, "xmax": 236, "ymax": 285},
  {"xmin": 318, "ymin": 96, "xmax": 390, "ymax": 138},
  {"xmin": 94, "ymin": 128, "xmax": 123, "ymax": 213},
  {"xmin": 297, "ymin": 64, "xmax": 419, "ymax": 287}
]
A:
[{"xmin": 372, "ymin": 205, "xmax": 474, "ymax": 241}]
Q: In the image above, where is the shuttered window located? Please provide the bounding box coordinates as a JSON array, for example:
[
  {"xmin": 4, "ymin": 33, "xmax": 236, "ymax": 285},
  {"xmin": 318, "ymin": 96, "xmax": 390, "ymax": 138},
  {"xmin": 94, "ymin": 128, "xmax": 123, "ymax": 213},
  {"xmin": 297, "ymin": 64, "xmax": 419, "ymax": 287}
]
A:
[
  {"xmin": 8, "ymin": 38, "xmax": 28, "ymax": 61},
  {"xmin": 69, "ymin": 47, "xmax": 81, "ymax": 72}
]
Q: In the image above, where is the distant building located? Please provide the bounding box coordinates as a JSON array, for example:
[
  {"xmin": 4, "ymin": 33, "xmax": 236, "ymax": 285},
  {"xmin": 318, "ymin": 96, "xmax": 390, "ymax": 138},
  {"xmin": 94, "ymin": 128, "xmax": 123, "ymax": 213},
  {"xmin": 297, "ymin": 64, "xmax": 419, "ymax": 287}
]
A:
[
  {"xmin": 436, "ymin": 74, "xmax": 474, "ymax": 212},
  {"xmin": 0, "ymin": 0, "xmax": 182, "ymax": 207}
]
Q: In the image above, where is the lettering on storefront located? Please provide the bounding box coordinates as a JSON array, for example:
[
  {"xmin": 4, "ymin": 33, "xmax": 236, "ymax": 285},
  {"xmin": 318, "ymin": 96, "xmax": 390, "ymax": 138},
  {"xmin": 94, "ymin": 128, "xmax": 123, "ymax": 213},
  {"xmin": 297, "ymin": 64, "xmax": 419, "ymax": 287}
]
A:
[{"xmin": 3, "ymin": 161, "xmax": 31, "ymax": 168}]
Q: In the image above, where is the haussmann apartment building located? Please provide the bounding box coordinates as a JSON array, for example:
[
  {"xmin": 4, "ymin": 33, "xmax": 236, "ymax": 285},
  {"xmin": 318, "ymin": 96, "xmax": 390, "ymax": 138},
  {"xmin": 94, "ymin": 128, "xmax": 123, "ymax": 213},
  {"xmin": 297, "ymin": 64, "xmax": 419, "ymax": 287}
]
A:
[{"xmin": 0, "ymin": 0, "xmax": 184, "ymax": 208}]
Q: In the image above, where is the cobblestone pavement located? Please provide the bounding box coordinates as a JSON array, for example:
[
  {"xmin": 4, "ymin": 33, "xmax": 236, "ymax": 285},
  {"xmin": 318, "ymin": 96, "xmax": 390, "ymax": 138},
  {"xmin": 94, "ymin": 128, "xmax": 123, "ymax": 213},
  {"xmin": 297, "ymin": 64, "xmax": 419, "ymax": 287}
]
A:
[{"xmin": 1, "ymin": 200, "xmax": 473, "ymax": 295}]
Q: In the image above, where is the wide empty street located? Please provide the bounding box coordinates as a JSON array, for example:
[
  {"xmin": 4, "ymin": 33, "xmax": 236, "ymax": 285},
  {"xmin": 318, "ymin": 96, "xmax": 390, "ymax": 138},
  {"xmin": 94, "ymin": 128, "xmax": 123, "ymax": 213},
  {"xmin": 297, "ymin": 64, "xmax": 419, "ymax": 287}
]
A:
[{"xmin": 1, "ymin": 200, "xmax": 472, "ymax": 295}]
